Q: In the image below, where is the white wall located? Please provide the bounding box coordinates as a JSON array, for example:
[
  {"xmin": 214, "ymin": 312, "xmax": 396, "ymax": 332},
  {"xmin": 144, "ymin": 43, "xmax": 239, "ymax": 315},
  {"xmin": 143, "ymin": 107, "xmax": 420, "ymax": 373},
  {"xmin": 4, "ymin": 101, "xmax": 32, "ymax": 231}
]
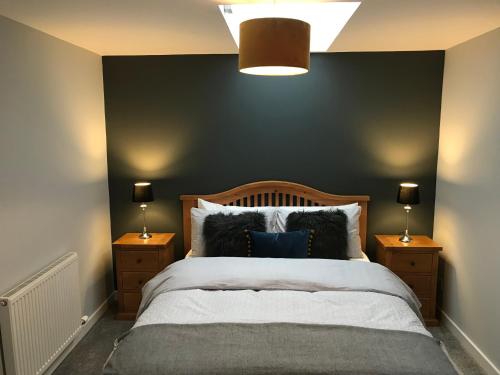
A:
[
  {"xmin": 0, "ymin": 14, "xmax": 112, "ymax": 324},
  {"xmin": 434, "ymin": 27, "xmax": 500, "ymax": 373}
]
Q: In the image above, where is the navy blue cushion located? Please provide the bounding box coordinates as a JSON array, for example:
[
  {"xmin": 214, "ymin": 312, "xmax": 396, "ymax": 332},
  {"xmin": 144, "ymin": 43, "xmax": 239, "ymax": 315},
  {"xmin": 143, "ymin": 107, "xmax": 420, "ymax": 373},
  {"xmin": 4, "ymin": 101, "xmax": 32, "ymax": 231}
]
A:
[{"xmin": 246, "ymin": 230, "xmax": 311, "ymax": 258}]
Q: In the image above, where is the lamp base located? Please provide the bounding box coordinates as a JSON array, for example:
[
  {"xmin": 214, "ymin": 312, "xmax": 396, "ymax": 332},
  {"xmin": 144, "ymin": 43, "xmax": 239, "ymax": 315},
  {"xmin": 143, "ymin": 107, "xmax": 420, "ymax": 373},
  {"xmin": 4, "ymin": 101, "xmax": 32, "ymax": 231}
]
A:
[
  {"xmin": 399, "ymin": 232, "xmax": 412, "ymax": 243},
  {"xmin": 138, "ymin": 232, "xmax": 152, "ymax": 240}
]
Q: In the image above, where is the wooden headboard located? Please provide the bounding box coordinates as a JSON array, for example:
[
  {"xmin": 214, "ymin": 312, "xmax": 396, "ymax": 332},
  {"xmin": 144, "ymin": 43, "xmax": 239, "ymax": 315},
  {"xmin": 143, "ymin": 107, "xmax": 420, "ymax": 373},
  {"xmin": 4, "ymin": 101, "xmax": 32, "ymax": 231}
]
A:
[{"xmin": 180, "ymin": 181, "xmax": 370, "ymax": 255}]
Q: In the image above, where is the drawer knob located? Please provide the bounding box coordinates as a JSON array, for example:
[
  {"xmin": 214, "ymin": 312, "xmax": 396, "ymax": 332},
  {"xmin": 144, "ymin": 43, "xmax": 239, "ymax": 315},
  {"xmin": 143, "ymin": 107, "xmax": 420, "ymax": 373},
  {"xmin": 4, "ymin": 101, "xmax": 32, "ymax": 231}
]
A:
[
  {"xmin": 136, "ymin": 258, "xmax": 142, "ymax": 264},
  {"xmin": 138, "ymin": 280, "xmax": 143, "ymax": 285},
  {"xmin": 410, "ymin": 261, "xmax": 416, "ymax": 266}
]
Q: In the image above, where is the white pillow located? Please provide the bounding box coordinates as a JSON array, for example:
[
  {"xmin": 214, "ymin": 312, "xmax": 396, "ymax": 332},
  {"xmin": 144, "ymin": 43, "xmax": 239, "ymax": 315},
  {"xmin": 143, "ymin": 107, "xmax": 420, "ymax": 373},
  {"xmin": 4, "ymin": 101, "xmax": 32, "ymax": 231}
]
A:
[
  {"xmin": 275, "ymin": 204, "xmax": 363, "ymax": 258},
  {"xmin": 190, "ymin": 208, "xmax": 214, "ymax": 257},
  {"xmin": 197, "ymin": 198, "xmax": 223, "ymax": 210},
  {"xmin": 198, "ymin": 198, "xmax": 278, "ymax": 231},
  {"xmin": 190, "ymin": 206, "xmax": 277, "ymax": 257}
]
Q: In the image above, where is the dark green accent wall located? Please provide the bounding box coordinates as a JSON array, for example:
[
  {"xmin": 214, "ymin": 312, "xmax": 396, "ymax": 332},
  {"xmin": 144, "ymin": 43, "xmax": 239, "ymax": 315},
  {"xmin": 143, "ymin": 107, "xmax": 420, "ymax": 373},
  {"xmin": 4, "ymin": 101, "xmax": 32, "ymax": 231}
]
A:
[{"xmin": 103, "ymin": 52, "xmax": 444, "ymax": 258}]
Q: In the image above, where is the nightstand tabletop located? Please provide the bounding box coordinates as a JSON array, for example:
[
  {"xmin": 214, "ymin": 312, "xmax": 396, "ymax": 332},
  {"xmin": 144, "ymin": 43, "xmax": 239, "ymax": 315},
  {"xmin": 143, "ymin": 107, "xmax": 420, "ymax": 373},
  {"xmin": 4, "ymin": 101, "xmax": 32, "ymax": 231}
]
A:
[
  {"xmin": 113, "ymin": 233, "xmax": 175, "ymax": 247},
  {"xmin": 375, "ymin": 235, "xmax": 442, "ymax": 250}
]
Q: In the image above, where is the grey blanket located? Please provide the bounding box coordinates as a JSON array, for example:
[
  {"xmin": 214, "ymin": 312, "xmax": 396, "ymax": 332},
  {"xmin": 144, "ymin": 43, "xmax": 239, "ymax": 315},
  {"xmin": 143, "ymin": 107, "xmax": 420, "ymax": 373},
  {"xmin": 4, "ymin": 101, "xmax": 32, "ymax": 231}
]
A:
[
  {"xmin": 104, "ymin": 323, "xmax": 457, "ymax": 374},
  {"xmin": 137, "ymin": 257, "xmax": 422, "ymax": 319}
]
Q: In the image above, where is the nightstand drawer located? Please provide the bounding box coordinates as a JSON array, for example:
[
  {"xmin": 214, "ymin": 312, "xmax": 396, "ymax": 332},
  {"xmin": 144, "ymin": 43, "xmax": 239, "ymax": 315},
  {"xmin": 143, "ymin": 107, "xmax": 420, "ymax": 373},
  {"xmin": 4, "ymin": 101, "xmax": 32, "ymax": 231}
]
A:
[
  {"xmin": 121, "ymin": 271, "xmax": 156, "ymax": 290},
  {"xmin": 419, "ymin": 298, "xmax": 432, "ymax": 318},
  {"xmin": 117, "ymin": 250, "xmax": 159, "ymax": 270},
  {"xmin": 397, "ymin": 273, "xmax": 432, "ymax": 297},
  {"xmin": 390, "ymin": 252, "xmax": 433, "ymax": 273},
  {"xmin": 122, "ymin": 292, "xmax": 142, "ymax": 312}
]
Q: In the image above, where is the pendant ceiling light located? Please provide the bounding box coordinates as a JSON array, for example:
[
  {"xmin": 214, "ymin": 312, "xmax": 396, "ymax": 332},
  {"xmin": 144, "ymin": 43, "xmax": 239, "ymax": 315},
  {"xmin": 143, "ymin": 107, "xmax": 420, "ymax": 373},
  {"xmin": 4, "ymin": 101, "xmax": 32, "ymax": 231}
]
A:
[{"xmin": 239, "ymin": 17, "xmax": 310, "ymax": 76}]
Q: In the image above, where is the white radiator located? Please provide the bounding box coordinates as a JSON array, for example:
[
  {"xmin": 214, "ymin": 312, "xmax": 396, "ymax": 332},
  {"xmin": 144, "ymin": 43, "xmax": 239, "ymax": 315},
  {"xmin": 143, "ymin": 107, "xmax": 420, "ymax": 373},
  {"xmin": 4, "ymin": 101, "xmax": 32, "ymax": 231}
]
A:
[{"xmin": 0, "ymin": 252, "xmax": 82, "ymax": 375}]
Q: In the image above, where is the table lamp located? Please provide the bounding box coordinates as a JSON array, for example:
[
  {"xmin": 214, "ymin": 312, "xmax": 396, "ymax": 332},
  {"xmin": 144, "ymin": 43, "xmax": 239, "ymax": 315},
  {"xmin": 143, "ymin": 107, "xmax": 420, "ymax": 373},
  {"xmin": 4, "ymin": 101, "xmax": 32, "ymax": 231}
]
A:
[
  {"xmin": 133, "ymin": 182, "xmax": 154, "ymax": 239},
  {"xmin": 397, "ymin": 182, "xmax": 420, "ymax": 243}
]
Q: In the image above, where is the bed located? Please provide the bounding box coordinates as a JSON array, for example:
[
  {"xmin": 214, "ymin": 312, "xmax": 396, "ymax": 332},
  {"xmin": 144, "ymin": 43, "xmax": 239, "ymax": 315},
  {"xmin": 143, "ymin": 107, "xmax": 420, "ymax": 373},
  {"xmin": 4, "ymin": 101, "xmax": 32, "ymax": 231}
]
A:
[{"xmin": 104, "ymin": 181, "xmax": 457, "ymax": 374}]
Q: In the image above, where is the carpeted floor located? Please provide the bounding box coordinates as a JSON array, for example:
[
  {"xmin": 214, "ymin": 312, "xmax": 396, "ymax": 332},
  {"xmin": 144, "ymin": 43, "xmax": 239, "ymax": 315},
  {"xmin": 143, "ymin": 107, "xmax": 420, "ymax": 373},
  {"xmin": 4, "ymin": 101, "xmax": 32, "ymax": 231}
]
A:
[
  {"xmin": 53, "ymin": 309, "xmax": 133, "ymax": 375},
  {"xmin": 54, "ymin": 307, "xmax": 486, "ymax": 375}
]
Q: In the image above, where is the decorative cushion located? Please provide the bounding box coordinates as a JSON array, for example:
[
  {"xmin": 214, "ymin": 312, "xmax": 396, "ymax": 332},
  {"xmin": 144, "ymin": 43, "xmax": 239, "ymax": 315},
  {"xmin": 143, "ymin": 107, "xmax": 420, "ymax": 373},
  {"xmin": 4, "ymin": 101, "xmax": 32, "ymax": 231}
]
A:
[
  {"xmin": 286, "ymin": 210, "xmax": 348, "ymax": 260},
  {"xmin": 276, "ymin": 204, "xmax": 362, "ymax": 258},
  {"xmin": 203, "ymin": 212, "xmax": 266, "ymax": 257},
  {"xmin": 246, "ymin": 230, "xmax": 313, "ymax": 258}
]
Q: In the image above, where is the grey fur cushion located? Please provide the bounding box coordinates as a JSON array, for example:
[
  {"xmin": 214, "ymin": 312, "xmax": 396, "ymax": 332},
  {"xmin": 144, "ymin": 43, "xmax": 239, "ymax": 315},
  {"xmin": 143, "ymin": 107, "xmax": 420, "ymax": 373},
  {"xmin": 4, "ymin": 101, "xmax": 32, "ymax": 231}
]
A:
[
  {"xmin": 203, "ymin": 212, "xmax": 266, "ymax": 257},
  {"xmin": 286, "ymin": 210, "xmax": 348, "ymax": 259}
]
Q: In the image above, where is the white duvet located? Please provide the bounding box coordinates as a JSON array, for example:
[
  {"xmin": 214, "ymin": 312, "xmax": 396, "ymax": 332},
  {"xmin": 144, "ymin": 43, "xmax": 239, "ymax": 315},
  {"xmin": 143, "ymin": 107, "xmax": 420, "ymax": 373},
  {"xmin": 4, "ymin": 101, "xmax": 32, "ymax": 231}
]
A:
[
  {"xmin": 135, "ymin": 289, "xmax": 430, "ymax": 337},
  {"xmin": 134, "ymin": 256, "xmax": 430, "ymax": 338}
]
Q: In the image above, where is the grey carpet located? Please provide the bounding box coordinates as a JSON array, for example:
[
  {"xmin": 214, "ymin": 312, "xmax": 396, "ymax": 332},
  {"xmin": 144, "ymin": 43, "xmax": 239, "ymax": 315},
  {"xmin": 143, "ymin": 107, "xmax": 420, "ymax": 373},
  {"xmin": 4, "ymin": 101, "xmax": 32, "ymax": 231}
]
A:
[
  {"xmin": 53, "ymin": 308, "xmax": 133, "ymax": 375},
  {"xmin": 428, "ymin": 326, "xmax": 487, "ymax": 375},
  {"xmin": 54, "ymin": 308, "xmax": 486, "ymax": 375}
]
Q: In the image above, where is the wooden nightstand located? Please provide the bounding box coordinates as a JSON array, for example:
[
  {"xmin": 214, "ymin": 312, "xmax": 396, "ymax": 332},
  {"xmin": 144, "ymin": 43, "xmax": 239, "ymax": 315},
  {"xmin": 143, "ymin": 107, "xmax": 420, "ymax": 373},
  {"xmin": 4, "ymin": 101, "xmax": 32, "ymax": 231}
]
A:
[
  {"xmin": 375, "ymin": 234, "xmax": 442, "ymax": 326},
  {"xmin": 113, "ymin": 233, "xmax": 175, "ymax": 320}
]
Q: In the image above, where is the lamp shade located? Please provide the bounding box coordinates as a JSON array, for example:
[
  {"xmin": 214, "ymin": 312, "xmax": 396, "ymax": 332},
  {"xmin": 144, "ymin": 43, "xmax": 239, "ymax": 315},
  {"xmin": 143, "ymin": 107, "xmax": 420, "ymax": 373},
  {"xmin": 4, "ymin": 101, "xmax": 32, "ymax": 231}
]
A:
[
  {"xmin": 133, "ymin": 182, "xmax": 154, "ymax": 203},
  {"xmin": 397, "ymin": 183, "xmax": 420, "ymax": 205},
  {"xmin": 239, "ymin": 17, "xmax": 310, "ymax": 76}
]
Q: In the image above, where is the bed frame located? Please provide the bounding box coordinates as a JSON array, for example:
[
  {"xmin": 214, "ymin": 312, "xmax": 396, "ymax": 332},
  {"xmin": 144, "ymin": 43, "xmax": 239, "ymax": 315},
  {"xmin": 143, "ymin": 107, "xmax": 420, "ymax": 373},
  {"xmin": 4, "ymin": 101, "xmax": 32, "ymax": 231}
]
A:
[{"xmin": 180, "ymin": 181, "xmax": 370, "ymax": 255}]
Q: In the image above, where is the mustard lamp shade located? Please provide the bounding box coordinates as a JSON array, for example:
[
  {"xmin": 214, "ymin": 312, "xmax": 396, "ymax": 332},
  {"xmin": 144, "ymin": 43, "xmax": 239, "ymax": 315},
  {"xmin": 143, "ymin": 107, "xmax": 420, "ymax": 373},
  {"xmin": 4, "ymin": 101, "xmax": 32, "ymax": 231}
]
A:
[{"xmin": 239, "ymin": 18, "xmax": 311, "ymax": 76}]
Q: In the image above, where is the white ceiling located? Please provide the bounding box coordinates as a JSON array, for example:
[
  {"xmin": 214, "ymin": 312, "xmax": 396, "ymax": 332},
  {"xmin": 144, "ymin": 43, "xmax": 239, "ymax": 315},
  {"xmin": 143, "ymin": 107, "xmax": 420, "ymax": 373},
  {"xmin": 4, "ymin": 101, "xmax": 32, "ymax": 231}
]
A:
[{"xmin": 0, "ymin": 0, "xmax": 499, "ymax": 56}]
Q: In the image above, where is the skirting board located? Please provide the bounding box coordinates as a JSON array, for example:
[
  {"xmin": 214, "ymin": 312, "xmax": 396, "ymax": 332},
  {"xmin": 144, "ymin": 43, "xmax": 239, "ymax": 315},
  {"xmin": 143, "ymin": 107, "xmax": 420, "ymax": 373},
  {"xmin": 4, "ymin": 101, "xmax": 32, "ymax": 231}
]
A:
[
  {"xmin": 43, "ymin": 291, "xmax": 116, "ymax": 375},
  {"xmin": 440, "ymin": 309, "xmax": 500, "ymax": 375}
]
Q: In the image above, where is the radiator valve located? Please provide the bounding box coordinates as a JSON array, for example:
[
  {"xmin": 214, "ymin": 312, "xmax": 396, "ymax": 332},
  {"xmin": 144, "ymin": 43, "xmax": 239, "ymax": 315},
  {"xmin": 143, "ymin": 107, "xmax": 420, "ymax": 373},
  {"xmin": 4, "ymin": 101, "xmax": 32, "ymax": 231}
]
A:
[{"xmin": 81, "ymin": 315, "xmax": 89, "ymax": 325}]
